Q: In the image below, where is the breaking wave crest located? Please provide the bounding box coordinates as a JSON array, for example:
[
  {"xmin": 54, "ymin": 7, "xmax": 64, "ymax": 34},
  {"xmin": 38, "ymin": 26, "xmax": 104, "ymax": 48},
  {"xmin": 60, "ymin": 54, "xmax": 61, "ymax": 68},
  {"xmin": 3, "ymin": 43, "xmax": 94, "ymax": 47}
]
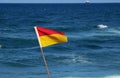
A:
[{"xmin": 46, "ymin": 54, "xmax": 92, "ymax": 65}]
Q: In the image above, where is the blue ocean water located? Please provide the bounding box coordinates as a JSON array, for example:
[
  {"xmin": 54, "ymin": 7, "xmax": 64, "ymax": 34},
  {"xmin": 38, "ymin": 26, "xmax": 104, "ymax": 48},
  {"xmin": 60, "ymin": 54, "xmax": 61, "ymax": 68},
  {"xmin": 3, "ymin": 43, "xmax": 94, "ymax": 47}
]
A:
[{"xmin": 0, "ymin": 3, "xmax": 120, "ymax": 78}]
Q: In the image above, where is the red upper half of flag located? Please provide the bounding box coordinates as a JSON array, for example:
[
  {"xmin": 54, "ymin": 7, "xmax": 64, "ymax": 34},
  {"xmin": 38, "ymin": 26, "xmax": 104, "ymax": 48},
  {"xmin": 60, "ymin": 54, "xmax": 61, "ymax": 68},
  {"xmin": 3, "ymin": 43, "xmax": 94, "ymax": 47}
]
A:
[{"xmin": 36, "ymin": 26, "xmax": 65, "ymax": 36}]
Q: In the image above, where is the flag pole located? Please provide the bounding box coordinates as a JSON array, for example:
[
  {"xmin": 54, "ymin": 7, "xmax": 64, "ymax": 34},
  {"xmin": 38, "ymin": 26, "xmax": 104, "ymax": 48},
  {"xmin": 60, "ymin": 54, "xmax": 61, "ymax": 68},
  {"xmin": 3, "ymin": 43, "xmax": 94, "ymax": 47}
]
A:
[{"xmin": 34, "ymin": 26, "xmax": 51, "ymax": 78}]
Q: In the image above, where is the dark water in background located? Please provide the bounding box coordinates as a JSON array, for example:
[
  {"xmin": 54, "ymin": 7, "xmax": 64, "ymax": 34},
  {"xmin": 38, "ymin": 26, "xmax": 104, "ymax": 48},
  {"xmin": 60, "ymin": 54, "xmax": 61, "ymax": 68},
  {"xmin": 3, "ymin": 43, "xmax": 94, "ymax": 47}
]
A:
[{"xmin": 0, "ymin": 3, "xmax": 120, "ymax": 78}]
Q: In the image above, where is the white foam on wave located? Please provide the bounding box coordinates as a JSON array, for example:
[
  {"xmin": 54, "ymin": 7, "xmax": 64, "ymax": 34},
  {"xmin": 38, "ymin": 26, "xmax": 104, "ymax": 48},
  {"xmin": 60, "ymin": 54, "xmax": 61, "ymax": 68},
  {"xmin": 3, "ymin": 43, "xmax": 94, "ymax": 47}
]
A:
[
  {"xmin": 61, "ymin": 54, "xmax": 92, "ymax": 64},
  {"xmin": 97, "ymin": 24, "xmax": 108, "ymax": 29},
  {"xmin": 50, "ymin": 53, "xmax": 92, "ymax": 64},
  {"xmin": 62, "ymin": 77, "xmax": 99, "ymax": 78},
  {"xmin": 104, "ymin": 75, "xmax": 120, "ymax": 78},
  {"xmin": 0, "ymin": 45, "xmax": 2, "ymax": 48},
  {"xmin": 62, "ymin": 77, "xmax": 81, "ymax": 78},
  {"xmin": 62, "ymin": 75, "xmax": 120, "ymax": 78},
  {"xmin": 108, "ymin": 29, "xmax": 120, "ymax": 34}
]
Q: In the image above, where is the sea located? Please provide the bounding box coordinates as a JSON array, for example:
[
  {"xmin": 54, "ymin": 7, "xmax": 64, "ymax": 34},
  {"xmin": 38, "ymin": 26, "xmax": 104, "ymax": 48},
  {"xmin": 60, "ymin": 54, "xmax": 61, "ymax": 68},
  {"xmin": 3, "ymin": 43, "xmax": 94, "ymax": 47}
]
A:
[{"xmin": 0, "ymin": 3, "xmax": 120, "ymax": 78}]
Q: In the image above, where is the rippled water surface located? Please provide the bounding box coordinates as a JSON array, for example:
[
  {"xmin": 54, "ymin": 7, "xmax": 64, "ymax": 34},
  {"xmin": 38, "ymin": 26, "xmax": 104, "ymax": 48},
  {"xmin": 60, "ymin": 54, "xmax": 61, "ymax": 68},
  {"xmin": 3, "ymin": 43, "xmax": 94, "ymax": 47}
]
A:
[{"xmin": 0, "ymin": 3, "xmax": 120, "ymax": 78}]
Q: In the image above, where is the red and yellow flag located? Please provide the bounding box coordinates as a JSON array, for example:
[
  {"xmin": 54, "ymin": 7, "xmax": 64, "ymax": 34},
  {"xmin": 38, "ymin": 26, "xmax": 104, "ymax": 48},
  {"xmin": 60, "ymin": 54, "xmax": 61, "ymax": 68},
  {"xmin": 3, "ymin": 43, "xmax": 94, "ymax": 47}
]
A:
[{"xmin": 34, "ymin": 26, "xmax": 68, "ymax": 47}]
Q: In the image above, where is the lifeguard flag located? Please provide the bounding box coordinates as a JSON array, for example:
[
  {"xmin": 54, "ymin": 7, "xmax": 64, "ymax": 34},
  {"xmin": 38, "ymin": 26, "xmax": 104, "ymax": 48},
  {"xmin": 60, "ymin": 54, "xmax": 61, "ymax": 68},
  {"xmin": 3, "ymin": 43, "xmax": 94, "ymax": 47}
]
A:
[{"xmin": 34, "ymin": 26, "xmax": 68, "ymax": 47}]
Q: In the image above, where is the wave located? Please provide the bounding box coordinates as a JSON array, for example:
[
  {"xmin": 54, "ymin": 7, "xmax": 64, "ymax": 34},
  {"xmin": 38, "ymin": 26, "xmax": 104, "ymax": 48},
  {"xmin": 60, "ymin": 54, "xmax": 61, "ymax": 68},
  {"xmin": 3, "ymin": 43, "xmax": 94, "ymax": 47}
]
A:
[
  {"xmin": 107, "ymin": 28, "xmax": 120, "ymax": 35},
  {"xmin": 66, "ymin": 27, "xmax": 120, "ymax": 50},
  {"xmin": 35, "ymin": 20, "xmax": 50, "ymax": 24},
  {"xmin": 1, "ymin": 26, "xmax": 120, "ymax": 51},
  {"xmin": 0, "ymin": 56, "xmax": 41, "ymax": 67},
  {"xmin": 104, "ymin": 75, "xmax": 120, "ymax": 78},
  {"xmin": 68, "ymin": 27, "xmax": 120, "ymax": 39},
  {"xmin": 0, "ymin": 27, "xmax": 31, "ymax": 32},
  {"xmin": 61, "ymin": 76, "xmax": 80, "ymax": 78},
  {"xmin": 1, "ymin": 61, "xmax": 33, "ymax": 67},
  {"xmin": 62, "ymin": 55, "xmax": 91, "ymax": 64},
  {"xmin": 0, "ymin": 45, "xmax": 2, "ymax": 48},
  {"xmin": 0, "ymin": 37, "xmax": 37, "ymax": 49},
  {"xmin": 97, "ymin": 24, "xmax": 108, "ymax": 29},
  {"xmin": 1, "ymin": 49, "xmax": 93, "ymax": 67},
  {"xmin": 46, "ymin": 53, "xmax": 92, "ymax": 64},
  {"xmin": 62, "ymin": 75, "xmax": 120, "ymax": 78},
  {"xmin": 1, "ymin": 46, "xmax": 39, "ymax": 51},
  {"xmin": 78, "ymin": 44, "xmax": 103, "ymax": 49}
]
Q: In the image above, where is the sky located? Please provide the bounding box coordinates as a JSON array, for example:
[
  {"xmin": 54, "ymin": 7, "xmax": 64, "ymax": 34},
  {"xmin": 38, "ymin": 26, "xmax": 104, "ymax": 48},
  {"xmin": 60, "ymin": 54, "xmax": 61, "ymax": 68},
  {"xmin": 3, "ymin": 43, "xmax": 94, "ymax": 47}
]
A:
[{"xmin": 0, "ymin": 0, "xmax": 120, "ymax": 3}]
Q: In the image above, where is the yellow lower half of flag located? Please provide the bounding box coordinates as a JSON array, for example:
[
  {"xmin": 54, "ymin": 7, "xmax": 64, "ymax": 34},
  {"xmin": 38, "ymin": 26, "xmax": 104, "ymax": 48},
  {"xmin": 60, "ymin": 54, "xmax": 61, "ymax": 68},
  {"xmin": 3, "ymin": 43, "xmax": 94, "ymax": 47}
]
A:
[{"xmin": 39, "ymin": 34, "xmax": 68, "ymax": 47}]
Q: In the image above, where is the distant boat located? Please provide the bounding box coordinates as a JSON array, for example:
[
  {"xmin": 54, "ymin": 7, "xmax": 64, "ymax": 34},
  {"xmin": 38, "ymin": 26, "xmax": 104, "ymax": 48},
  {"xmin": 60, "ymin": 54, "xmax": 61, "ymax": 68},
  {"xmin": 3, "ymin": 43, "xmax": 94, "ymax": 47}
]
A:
[{"xmin": 85, "ymin": 0, "xmax": 90, "ymax": 3}]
